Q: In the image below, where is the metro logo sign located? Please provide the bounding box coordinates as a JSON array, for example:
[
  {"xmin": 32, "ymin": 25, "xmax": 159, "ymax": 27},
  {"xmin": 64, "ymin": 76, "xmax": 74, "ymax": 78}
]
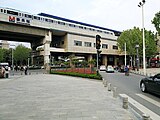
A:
[
  {"xmin": 8, "ymin": 16, "xmax": 30, "ymax": 25},
  {"xmin": 9, "ymin": 16, "xmax": 15, "ymax": 22}
]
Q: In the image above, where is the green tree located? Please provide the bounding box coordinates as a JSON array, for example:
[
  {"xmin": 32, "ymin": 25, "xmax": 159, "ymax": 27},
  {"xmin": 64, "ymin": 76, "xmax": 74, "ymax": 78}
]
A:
[
  {"xmin": 14, "ymin": 44, "xmax": 31, "ymax": 65},
  {"xmin": 0, "ymin": 48, "xmax": 4, "ymax": 62},
  {"xmin": 117, "ymin": 27, "xmax": 141, "ymax": 56},
  {"xmin": 152, "ymin": 11, "xmax": 160, "ymax": 35},
  {"xmin": 117, "ymin": 27, "xmax": 157, "ymax": 58},
  {"xmin": 0, "ymin": 48, "xmax": 11, "ymax": 63},
  {"xmin": 3, "ymin": 48, "xmax": 11, "ymax": 63},
  {"xmin": 145, "ymin": 30, "xmax": 157, "ymax": 58}
]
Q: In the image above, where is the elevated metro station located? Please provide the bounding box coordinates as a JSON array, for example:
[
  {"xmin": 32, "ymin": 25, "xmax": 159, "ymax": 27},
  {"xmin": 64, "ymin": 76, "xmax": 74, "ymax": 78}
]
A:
[{"xmin": 0, "ymin": 7, "xmax": 125, "ymax": 68}]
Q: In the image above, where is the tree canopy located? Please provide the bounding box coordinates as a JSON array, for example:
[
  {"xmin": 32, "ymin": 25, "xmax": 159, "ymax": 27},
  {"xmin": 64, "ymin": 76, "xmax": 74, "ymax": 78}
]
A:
[
  {"xmin": 117, "ymin": 27, "xmax": 157, "ymax": 58},
  {"xmin": 152, "ymin": 11, "xmax": 160, "ymax": 35},
  {"xmin": 14, "ymin": 44, "xmax": 31, "ymax": 65}
]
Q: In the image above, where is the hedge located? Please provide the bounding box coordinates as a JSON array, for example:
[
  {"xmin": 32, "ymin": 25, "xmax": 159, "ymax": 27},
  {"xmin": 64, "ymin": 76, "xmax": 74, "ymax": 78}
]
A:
[{"xmin": 50, "ymin": 71, "xmax": 102, "ymax": 80}]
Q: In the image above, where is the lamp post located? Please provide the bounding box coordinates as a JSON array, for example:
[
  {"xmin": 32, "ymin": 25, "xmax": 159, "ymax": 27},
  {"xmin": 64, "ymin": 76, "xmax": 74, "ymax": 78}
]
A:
[
  {"xmin": 135, "ymin": 44, "xmax": 139, "ymax": 71},
  {"xmin": 138, "ymin": 0, "xmax": 146, "ymax": 75},
  {"xmin": 124, "ymin": 42, "xmax": 126, "ymax": 66}
]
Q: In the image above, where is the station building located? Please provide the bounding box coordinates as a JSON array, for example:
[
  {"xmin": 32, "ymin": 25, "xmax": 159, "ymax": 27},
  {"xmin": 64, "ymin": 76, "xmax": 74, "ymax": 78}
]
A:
[{"xmin": 0, "ymin": 7, "xmax": 125, "ymax": 67}]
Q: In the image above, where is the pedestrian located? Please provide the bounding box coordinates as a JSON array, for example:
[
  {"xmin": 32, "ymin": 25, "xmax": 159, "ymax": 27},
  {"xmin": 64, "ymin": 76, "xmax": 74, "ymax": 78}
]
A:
[
  {"xmin": 24, "ymin": 65, "xmax": 28, "ymax": 75},
  {"xmin": 124, "ymin": 66, "xmax": 129, "ymax": 76},
  {"xmin": 1, "ymin": 66, "xmax": 5, "ymax": 78},
  {"xmin": 5, "ymin": 66, "xmax": 9, "ymax": 78}
]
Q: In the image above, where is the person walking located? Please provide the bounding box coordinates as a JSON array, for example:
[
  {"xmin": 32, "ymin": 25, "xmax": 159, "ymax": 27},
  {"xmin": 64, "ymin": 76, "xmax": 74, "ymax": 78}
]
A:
[
  {"xmin": 24, "ymin": 65, "xmax": 28, "ymax": 75},
  {"xmin": 124, "ymin": 66, "xmax": 129, "ymax": 76}
]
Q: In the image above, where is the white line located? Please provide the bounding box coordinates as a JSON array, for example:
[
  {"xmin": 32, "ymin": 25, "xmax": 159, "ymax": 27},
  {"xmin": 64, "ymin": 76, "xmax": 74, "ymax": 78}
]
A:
[
  {"xmin": 119, "ymin": 94, "xmax": 160, "ymax": 120},
  {"xmin": 136, "ymin": 94, "xmax": 160, "ymax": 108}
]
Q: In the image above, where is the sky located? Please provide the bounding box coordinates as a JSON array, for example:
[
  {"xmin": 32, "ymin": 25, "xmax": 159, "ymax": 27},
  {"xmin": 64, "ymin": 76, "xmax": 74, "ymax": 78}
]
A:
[{"xmin": 0, "ymin": 0, "xmax": 160, "ymax": 47}]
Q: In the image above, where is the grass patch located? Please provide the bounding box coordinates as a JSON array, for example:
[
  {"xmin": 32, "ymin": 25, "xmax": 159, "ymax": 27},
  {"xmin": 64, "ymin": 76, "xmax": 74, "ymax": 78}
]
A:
[{"xmin": 50, "ymin": 71, "xmax": 102, "ymax": 80}]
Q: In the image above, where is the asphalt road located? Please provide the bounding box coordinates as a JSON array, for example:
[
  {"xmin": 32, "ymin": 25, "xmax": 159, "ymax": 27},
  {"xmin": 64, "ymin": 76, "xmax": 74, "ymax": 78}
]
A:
[{"xmin": 100, "ymin": 71, "xmax": 160, "ymax": 116}]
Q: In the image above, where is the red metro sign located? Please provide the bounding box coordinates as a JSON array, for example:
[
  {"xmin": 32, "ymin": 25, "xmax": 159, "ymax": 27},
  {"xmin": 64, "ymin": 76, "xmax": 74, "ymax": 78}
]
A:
[{"xmin": 8, "ymin": 16, "xmax": 30, "ymax": 25}]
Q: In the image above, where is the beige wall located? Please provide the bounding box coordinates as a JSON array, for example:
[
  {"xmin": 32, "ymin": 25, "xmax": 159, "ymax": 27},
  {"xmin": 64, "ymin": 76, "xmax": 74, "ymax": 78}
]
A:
[{"xmin": 66, "ymin": 33, "xmax": 119, "ymax": 55}]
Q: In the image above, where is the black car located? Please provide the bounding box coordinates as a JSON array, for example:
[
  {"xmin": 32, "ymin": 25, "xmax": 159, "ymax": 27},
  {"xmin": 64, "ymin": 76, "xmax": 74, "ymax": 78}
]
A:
[{"xmin": 140, "ymin": 73, "xmax": 160, "ymax": 95}]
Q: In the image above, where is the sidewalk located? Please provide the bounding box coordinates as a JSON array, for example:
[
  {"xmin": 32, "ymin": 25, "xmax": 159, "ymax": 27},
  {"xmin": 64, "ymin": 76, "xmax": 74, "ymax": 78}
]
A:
[
  {"xmin": 0, "ymin": 74, "xmax": 135, "ymax": 120},
  {"xmin": 131, "ymin": 68, "xmax": 160, "ymax": 76}
]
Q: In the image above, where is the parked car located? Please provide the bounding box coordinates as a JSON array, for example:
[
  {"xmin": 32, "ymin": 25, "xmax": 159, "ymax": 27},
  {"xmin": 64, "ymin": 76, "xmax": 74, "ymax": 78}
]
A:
[
  {"xmin": 106, "ymin": 65, "xmax": 114, "ymax": 73},
  {"xmin": 99, "ymin": 65, "xmax": 106, "ymax": 71},
  {"xmin": 140, "ymin": 73, "xmax": 160, "ymax": 95}
]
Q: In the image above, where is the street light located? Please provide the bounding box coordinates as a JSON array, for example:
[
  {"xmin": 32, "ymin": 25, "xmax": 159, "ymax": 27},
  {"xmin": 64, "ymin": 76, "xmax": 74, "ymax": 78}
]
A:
[
  {"xmin": 124, "ymin": 42, "xmax": 126, "ymax": 66},
  {"xmin": 138, "ymin": 0, "xmax": 146, "ymax": 75},
  {"xmin": 135, "ymin": 44, "xmax": 139, "ymax": 71}
]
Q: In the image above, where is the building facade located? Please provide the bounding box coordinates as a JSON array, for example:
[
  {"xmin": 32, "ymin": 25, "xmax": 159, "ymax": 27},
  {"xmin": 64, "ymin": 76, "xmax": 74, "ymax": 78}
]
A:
[{"xmin": 0, "ymin": 7, "xmax": 125, "ymax": 67}]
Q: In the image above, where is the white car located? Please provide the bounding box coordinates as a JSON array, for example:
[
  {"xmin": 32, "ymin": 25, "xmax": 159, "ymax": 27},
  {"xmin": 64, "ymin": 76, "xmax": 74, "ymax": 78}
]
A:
[
  {"xmin": 106, "ymin": 65, "xmax": 114, "ymax": 73},
  {"xmin": 99, "ymin": 65, "xmax": 106, "ymax": 71}
]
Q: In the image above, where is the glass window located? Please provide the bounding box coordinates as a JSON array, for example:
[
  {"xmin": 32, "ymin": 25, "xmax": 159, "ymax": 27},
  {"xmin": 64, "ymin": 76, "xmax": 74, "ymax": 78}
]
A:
[
  {"xmin": 97, "ymin": 30, "xmax": 102, "ymax": 33},
  {"xmin": 104, "ymin": 31, "xmax": 110, "ymax": 34},
  {"xmin": 25, "ymin": 14, "xmax": 32, "ymax": 18},
  {"xmin": 74, "ymin": 40, "xmax": 82, "ymax": 46},
  {"xmin": 79, "ymin": 26, "xmax": 83, "ymax": 29},
  {"xmin": 33, "ymin": 16, "xmax": 40, "ymax": 20},
  {"xmin": 113, "ymin": 45, "xmax": 118, "ymax": 50},
  {"xmin": 0, "ymin": 9, "xmax": 3, "ymax": 13},
  {"xmin": 84, "ymin": 42, "xmax": 92, "ymax": 47},
  {"xmin": 102, "ymin": 44, "xmax": 108, "ymax": 49},
  {"xmin": 89, "ymin": 28, "xmax": 95, "ymax": 31},
  {"xmin": 26, "ymin": 20, "xmax": 30, "ymax": 24},
  {"xmin": 7, "ymin": 10, "xmax": 18, "ymax": 16},
  {"xmin": 45, "ymin": 18, "xmax": 49, "ymax": 22},
  {"xmin": 69, "ymin": 24, "xmax": 76, "ymax": 27},
  {"xmin": 57, "ymin": 21, "xmax": 65, "ymax": 25},
  {"xmin": 22, "ymin": 18, "xmax": 25, "ymax": 22},
  {"xmin": 16, "ymin": 18, "xmax": 20, "ymax": 21}
]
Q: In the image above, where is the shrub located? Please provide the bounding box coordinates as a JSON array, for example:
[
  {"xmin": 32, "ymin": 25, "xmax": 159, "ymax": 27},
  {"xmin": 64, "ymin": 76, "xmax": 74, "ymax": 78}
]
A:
[{"xmin": 50, "ymin": 71, "xmax": 102, "ymax": 80}]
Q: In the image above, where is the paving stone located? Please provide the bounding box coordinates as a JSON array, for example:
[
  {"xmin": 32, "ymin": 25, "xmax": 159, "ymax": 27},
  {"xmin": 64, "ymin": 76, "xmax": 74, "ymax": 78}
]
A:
[{"xmin": 0, "ymin": 74, "xmax": 135, "ymax": 120}]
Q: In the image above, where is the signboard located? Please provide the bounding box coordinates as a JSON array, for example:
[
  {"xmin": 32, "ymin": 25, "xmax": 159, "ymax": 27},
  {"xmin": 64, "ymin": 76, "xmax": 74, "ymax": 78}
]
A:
[{"xmin": 9, "ymin": 16, "xmax": 30, "ymax": 25}]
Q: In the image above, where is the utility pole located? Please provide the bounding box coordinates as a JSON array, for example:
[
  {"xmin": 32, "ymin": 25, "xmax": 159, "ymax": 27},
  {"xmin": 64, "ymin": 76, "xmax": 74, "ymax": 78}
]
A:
[
  {"xmin": 138, "ymin": 0, "xmax": 146, "ymax": 75},
  {"xmin": 125, "ymin": 42, "xmax": 126, "ymax": 66}
]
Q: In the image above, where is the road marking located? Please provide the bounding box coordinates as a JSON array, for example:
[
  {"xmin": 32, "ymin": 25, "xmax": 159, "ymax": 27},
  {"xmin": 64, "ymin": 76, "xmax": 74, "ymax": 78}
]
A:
[
  {"xmin": 136, "ymin": 94, "xmax": 160, "ymax": 108},
  {"xmin": 119, "ymin": 94, "xmax": 160, "ymax": 120}
]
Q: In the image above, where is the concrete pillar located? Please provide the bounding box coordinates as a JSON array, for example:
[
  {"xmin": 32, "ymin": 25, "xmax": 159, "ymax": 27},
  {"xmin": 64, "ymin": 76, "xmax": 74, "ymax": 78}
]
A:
[
  {"xmin": 88, "ymin": 54, "xmax": 93, "ymax": 68},
  {"xmin": 108, "ymin": 83, "xmax": 111, "ymax": 91},
  {"xmin": 43, "ymin": 31, "xmax": 52, "ymax": 72},
  {"xmin": 114, "ymin": 56, "xmax": 117, "ymax": 66},
  {"xmin": 30, "ymin": 49, "xmax": 36, "ymax": 65},
  {"xmin": 103, "ymin": 80, "xmax": 107, "ymax": 87},
  {"xmin": 43, "ymin": 31, "xmax": 52, "ymax": 65},
  {"xmin": 69, "ymin": 53, "xmax": 75, "ymax": 68},
  {"xmin": 88, "ymin": 54, "xmax": 93, "ymax": 61},
  {"xmin": 102, "ymin": 55, "xmax": 107, "ymax": 66},
  {"xmin": 122, "ymin": 97, "xmax": 128, "ymax": 109},
  {"xmin": 113, "ymin": 87, "xmax": 117, "ymax": 98}
]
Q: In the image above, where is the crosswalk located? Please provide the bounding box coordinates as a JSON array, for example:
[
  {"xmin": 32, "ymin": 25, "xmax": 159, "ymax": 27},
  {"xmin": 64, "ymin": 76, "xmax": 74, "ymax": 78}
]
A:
[{"xmin": 119, "ymin": 93, "xmax": 160, "ymax": 120}]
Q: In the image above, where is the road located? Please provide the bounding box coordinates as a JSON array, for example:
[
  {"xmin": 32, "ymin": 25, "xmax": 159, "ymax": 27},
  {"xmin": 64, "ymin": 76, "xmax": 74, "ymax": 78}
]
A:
[{"xmin": 100, "ymin": 71, "xmax": 160, "ymax": 117}]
